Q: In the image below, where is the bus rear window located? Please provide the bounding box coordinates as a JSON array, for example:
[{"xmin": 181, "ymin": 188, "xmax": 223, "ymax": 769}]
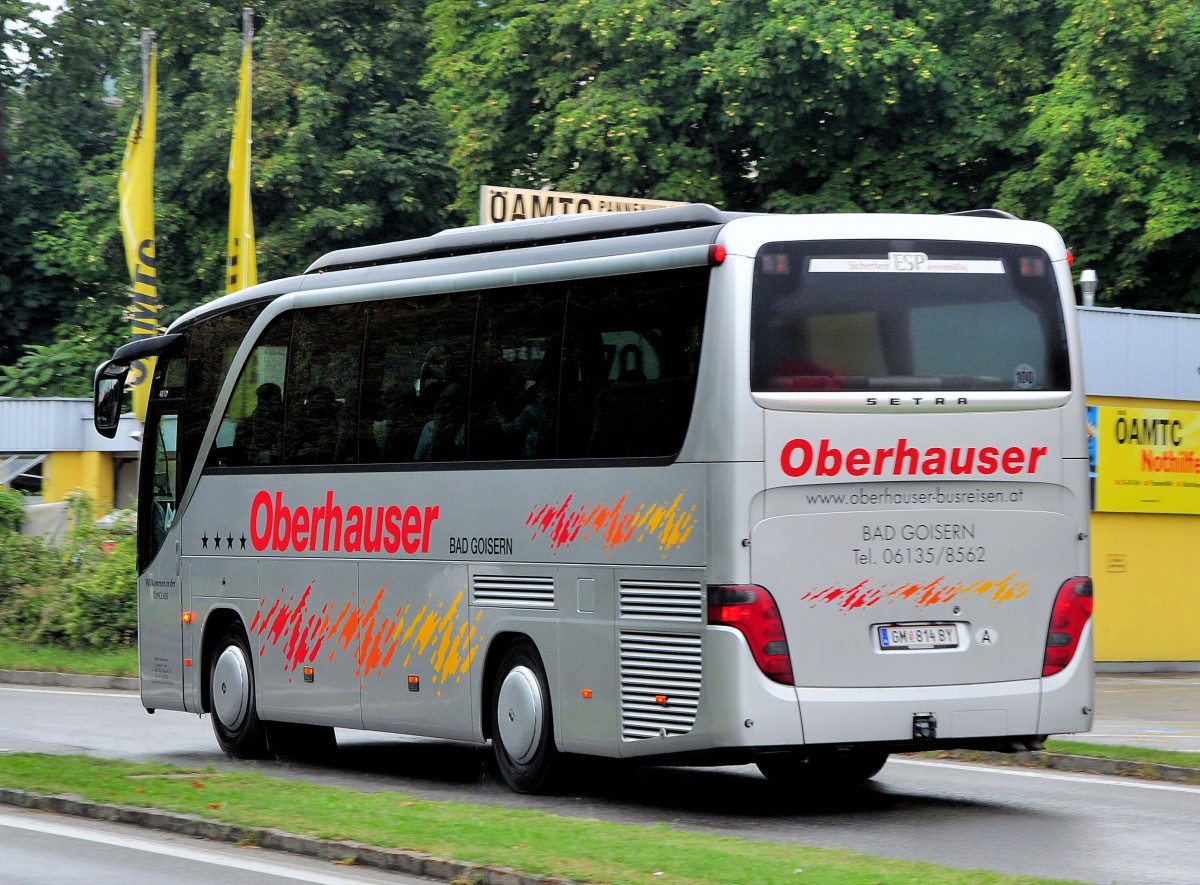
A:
[{"xmin": 750, "ymin": 240, "xmax": 1069, "ymax": 393}]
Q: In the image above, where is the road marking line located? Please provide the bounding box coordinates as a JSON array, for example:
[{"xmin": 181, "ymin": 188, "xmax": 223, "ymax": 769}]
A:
[
  {"xmin": 0, "ymin": 808, "xmax": 379, "ymax": 884},
  {"xmin": 893, "ymin": 757, "xmax": 1200, "ymax": 793},
  {"xmin": 0, "ymin": 687, "xmax": 131, "ymax": 700}
]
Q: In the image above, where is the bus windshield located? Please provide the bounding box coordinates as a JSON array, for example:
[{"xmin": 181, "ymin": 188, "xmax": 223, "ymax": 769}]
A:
[{"xmin": 750, "ymin": 239, "xmax": 1070, "ymax": 393}]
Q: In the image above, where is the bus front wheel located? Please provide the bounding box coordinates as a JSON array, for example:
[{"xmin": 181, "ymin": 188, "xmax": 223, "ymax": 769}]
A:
[
  {"xmin": 209, "ymin": 627, "xmax": 269, "ymax": 758},
  {"xmin": 492, "ymin": 642, "xmax": 558, "ymax": 793}
]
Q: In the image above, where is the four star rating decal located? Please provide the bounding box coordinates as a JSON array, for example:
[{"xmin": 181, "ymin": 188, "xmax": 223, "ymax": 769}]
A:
[{"xmin": 200, "ymin": 531, "xmax": 248, "ymax": 550}]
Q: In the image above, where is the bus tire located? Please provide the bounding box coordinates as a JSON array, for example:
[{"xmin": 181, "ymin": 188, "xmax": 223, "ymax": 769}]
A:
[
  {"xmin": 209, "ymin": 627, "xmax": 269, "ymax": 758},
  {"xmin": 757, "ymin": 747, "xmax": 888, "ymax": 787},
  {"xmin": 492, "ymin": 641, "xmax": 558, "ymax": 793}
]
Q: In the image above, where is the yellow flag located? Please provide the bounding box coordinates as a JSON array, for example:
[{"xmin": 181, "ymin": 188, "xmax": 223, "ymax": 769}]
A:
[
  {"xmin": 227, "ymin": 38, "xmax": 257, "ymax": 293},
  {"xmin": 118, "ymin": 45, "xmax": 159, "ymax": 421}
]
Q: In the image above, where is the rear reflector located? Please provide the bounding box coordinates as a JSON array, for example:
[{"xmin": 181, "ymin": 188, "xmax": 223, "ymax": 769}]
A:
[
  {"xmin": 708, "ymin": 584, "xmax": 794, "ymax": 685},
  {"xmin": 1043, "ymin": 577, "xmax": 1093, "ymax": 677}
]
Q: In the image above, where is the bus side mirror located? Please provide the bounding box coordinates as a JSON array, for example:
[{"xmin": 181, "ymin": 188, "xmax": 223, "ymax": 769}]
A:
[{"xmin": 94, "ymin": 359, "xmax": 130, "ymax": 439}]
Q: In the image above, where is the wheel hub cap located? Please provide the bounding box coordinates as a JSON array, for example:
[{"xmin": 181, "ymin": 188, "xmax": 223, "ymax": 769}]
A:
[
  {"xmin": 496, "ymin": 665, "xmax": 542, "ymax": 764},
  {"xmin": 212, "ymin": 645, "xmax": 250, "ymax": 730}
]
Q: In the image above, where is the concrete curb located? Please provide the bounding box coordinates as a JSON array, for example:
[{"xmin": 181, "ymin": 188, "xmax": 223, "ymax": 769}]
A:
[
  {"xmin": 0, "ymin": 787, "xmax": 576, "ymax": 885},
  {"xmin": 0, "ymin": 669, "xmax": 138, "ymax": 691},
  {"xmin": 936, "ymin": 750, "xmax": 1200, "ymax": 785}
]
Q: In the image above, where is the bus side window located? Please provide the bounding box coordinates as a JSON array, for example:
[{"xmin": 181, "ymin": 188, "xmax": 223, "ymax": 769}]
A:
[
  {"xmin": 207, "ymin": 316, "xmax": 291, "ymax": 469},
  {"xmin": 282, "ymin": 305, "xmax": 366, "ymax": 465},
  {"xmin": 469, "ymin": 285, "xmax": 565, "ymax": 461},
  {"xmin": 233, "ymin": 382, "xmax": 283, "ymax": 464},
  {"xmin": 561, "ymin": 269, "xmax": 707, "ymax": 459},
  {"xmin": 361, "ymin": 294, "xmax": 477, "ymax": 465}
]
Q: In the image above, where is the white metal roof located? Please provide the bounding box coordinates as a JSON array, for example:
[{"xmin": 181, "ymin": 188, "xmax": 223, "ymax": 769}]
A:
[
  {"xmin": 0, "ymin": 397, "xmax": 141, "ymax": 454},
  {"xmin": 1077, "ymin": 307, "xmax": 1200, "ymax": 402}
]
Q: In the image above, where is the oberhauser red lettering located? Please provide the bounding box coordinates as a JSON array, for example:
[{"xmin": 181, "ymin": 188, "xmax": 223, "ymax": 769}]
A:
[
  {"xmin": 780, "ymin": 438, "xmax": 1047, "ymax": 478},
  {"xmin": 250, "ymin": 489, "xmax": 440, "ymax": 555}
]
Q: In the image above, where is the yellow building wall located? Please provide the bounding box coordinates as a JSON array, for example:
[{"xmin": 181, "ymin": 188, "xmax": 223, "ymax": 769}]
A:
[
  {"xmin": 1089, "ymin": 395, "xmax": 1200, "ymax": 662},
  {"xmin": 43, "ymin": 451, "xmax": 114, "ymax": 512},
  {"xmin": 1090, "ymin": 512, "xmax": 1200, "ymax": 661}
]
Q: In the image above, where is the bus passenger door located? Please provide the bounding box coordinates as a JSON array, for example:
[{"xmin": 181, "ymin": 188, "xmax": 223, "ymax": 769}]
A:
[
  {"xmin": 138, "ymin": 408, "xmax": 186, "ymax": 713},
  {"xmin": 359, "ymin": 561, "xmax": 473, "ymax": 741}
]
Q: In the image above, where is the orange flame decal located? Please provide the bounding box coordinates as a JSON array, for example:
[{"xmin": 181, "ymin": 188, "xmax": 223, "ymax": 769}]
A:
[
  {"xmin": 526, "ymin": 491, "xmax": 697, "ymax": 554},
  {"xmin": 801, "ymin": 573, "xmax": 1031, "ymax": 612},
  {"xmin": 251, "ymin": 584, "xmax": 479, "ymax": 682}
]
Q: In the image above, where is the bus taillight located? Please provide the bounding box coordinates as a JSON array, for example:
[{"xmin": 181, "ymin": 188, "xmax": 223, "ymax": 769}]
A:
[
  {"xmin": 1043, "ymin": 577, "xmax": 1093, "ymax": 677},
  {"xmin": 708, "ymin": 584, "xmax": 795, "ymax": 685}
]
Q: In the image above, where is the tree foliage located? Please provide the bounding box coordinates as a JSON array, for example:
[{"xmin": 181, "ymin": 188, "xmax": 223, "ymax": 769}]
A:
[
  {"xmin": 998, "ymin": 0, "xmax": 1200, "ymax": 309},
  {"xmin": 424, "ymin": 0, "xmax": 1071, "ymax": 217},
  {"xmin": 1, "ymin": 0, "xmax": 456, "ymax": 378}
]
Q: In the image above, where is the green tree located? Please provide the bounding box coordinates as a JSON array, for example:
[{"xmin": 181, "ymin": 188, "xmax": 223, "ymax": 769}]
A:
[
  {"xmin": 1, "ymin": 0, "xmax": 38, "ymax": 170},
  {"xmin": 697, "ymin": 0, "xmax": 1067, "ymax": 213},
  {"xmin": 1, "ymin": 0, "xmax": 456, "ymax": 374},
  {"xmin": 426, "ymin": 0, "xmax": 732, "ymax": 215},
  {"xmin": 998, "ymin": 0, "xmax": 1200, "ymax": 310},
  {"xmin": 2, "ymin": 1, "xmax": 159, "ymax": 365},
  {"xmin": 158, "ymin": 0, "xmax": 457, "ymax": 296},
  {"xmin": 0, "ymin": 303, "xmax": 127, "ymax": 397},
  {"xmin": 424, "ymin": 0, "xmax": 1068, "ymax": 219}
]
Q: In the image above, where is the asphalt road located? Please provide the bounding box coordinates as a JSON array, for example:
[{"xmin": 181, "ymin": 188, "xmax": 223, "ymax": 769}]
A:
[
  {"xmin": 0, "ymin": 804, "xmax": 436, "ymax": 885},
  {"xmin": 2, "ymin": 682, "xmax": 1199, "ymax": 884}
]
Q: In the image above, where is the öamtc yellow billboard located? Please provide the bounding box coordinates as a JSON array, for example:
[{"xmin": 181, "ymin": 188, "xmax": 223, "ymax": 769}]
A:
[{"xmin": 1094, "ymin": 405, "xmax": 1200, "ymax": 514}]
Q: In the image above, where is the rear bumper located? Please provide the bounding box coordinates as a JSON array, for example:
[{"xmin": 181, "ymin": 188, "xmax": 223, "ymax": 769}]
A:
[
  {"xmin": 616, "ymin": 622, "xmax": 1093, "ymax": 760},
  {"xmin": 797, "ymin": 621, "xmax": 1094, "ymax": 746},
  {"xmin": 797, "ymin": 678, "xmax": 1042, "ymax": 745}
]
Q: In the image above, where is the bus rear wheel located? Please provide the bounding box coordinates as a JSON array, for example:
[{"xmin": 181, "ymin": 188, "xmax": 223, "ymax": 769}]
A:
[
  {"xmin": 757, "ymin": 747, "xmax": 888, "ymax": 787},
  {"xmin": 492, "ymin": 641, "xmax": 558, "ymax": 793},
  {"xmin": 209, "ymin": 627, "xmax": 268, "ymax": 758}
]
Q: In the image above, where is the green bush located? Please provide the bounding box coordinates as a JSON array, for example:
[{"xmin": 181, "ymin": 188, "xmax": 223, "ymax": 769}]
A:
[
  {"xmin": 0, "ymin": 487, "xmax": 23, "ymax": 531},
  {"xmin": 0, "ymin": 488, "xmax": 56, "ymax": 613},
  {"xmin": 0, "ymin": 491, "xmax": 137, "ymax": 652},
  {"xmin": 62, "ymin": 534, "xmax": 137, "ymax": 648}
]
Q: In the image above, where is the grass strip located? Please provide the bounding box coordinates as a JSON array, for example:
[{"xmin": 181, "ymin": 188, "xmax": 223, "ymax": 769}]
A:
[
  {"xmin": 1043, "ymin": 739, "xmax": 1200, "ymax": 770},
  {"xmin": 0, "ymin": 639, "xmax": 137, "ymax": 677},
  {"xmin": 0, "ymin": 752, "xmax": 1086, "ymax": 885}
]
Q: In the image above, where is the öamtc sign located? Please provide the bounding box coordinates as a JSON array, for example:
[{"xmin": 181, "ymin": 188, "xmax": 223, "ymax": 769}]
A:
[
  {"xmin": 480, "ymin": 186, "xmax": 684, "ymax": 225},
  {"xmin": 1093, "ymin": 405, "xmax": 1200, "ymax": 514}
]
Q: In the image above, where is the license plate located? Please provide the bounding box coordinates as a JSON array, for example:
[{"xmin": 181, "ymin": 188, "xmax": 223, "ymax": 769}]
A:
[{"xmin": 878, "ymin": 624, "xmax": 959, "ymax": 650}]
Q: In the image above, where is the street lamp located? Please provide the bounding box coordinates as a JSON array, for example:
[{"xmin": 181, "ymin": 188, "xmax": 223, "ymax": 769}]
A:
[{"xmin": 1079, "ymin": 269, "xmax": 1098, "ymax": 307}]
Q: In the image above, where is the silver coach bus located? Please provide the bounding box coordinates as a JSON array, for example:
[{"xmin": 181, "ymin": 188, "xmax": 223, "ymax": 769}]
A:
[{"xmin": 95, "ymin": 205, "xmax": 1093, "ymax": 792}]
